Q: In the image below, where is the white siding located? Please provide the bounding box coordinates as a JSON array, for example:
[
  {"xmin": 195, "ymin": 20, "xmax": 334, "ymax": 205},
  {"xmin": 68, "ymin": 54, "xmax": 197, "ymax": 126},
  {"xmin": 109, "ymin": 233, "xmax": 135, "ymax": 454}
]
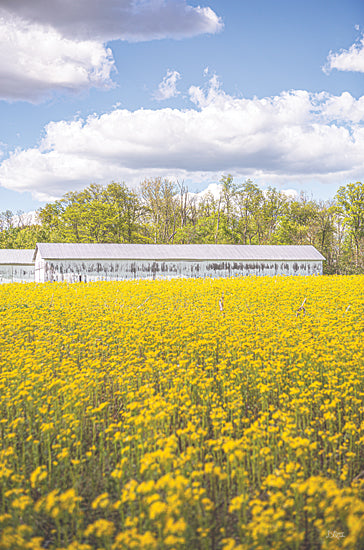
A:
[
  {"xmin": 34, "ymin": 256, "xmax": 45, "ymax": 283},
  {"xmin": 38, "ymin": 258, "xmax": 323, "ymax": 282},
  {"xmin": 0, "ymin": 264, "xmax": 34, "ymax": 284}
]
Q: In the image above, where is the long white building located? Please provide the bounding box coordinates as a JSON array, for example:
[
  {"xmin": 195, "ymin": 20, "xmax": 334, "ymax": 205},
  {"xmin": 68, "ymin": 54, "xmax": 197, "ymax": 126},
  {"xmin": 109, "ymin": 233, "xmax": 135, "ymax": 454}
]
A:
[
  {"xmin": 33, "ymin": 243, "xmax": 325, "ymax": 283},
  {"xmin": 0, "ymin": 249, "xmax": 35, "ymax": 283}
]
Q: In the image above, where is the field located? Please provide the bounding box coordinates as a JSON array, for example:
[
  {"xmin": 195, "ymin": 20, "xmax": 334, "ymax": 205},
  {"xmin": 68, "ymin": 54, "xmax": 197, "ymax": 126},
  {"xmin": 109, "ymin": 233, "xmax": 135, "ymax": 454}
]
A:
[{"xmin": 0, "ymin": 276, "xmax": 363, "ymax": 550}]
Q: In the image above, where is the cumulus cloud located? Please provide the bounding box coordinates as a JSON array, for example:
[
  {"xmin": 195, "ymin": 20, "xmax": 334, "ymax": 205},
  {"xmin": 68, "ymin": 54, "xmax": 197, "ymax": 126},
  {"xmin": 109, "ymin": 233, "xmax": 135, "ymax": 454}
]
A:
[
  {"xmin": 186, "ymin": 183, "xmax": 222, "ymax": 201},
  {"xmin": 154, "ymin": 70, "xmax": 181, "ymax": 100},
  {"xmin": 0, "ymin": 79, "xmax": 363, "ymax": 200},
  {"xmin": 324, "ymin": 34, "xmax": 364, "ymax": 74},
  {"xmin": 281, "ymin": 189, "xmax": 299, "ymax": 198},
  {"xmin": 0, "ymin": 0, "xmax": 223, "ymax": 42},
  {"xmin": 187, "ymin": 184, "xmax": 299, "ymax": 204},
  {"xmin": 320, "ymin": 92, "xmax": 364, "ymax": 124},
  {"xmin": 0, "ymin": 15, "xmax": 115, "ymax": 101},
  {"xmin": 0, "ymin": 1, "xmax": 222, "ymax": 101}
]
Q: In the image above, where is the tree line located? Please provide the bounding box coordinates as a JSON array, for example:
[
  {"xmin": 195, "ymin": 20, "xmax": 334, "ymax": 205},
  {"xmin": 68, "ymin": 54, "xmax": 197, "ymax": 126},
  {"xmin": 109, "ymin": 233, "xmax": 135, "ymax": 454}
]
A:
[{"xmin": 1, "ymin": 176, "xmax": 364, "ymax": 274}]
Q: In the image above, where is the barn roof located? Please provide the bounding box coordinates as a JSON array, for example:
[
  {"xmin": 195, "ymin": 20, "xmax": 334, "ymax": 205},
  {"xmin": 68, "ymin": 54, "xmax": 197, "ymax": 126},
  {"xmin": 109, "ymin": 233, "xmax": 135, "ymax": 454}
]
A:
[
  {"xmin": 0, "ymin": 249, "xmax": 34, "ymax": 265},
  {"xmin": 34, "ymin": 243, "xmax": 325, "ymax": 262}
]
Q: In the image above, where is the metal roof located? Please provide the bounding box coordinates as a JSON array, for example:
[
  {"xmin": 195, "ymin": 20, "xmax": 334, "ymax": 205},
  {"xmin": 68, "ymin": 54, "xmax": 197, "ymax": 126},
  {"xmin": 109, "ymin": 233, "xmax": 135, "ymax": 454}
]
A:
[
  {"xmin": 34, "ymin": 243, "xmax": 325, "ymax": 261},
  {"xmin": 0, "ymin": 249, "xmax": 34, "ymax": 264}
]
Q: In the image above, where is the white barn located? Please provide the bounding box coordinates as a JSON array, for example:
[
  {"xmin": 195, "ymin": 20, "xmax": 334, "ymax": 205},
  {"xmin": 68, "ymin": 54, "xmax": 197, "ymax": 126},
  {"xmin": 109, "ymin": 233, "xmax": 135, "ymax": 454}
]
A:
[
  {"xmin": 33, "ymin": 243, "xmax": 325, "ymax": 283},
  {"xmin": 0, "ymin": 249, "xmax": 35, "ymax": 283}
]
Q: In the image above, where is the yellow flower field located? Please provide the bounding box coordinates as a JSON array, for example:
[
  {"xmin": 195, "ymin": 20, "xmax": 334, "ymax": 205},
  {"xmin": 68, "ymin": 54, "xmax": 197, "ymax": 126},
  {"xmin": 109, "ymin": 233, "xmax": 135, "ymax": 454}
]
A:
[{"xmin": 0, "ymin": 276, "xmax": 363, "ymax": 550}]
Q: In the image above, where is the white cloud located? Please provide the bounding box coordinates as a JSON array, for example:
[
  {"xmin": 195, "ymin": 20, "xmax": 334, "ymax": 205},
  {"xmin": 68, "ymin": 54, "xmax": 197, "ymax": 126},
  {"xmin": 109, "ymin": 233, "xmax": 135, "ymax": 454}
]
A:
[
  {"xmin": 181, "ymin": 184, "xmax": 298, "ymax": 206},
  {"xmin": 320, "ymin": 92, "xmax": 364, "ymax": 124},
  {"xmin": 12, "ymin": 211, "xmax": 39, "ymax": 226},
  {"xmin": 154, "ymin": 70, "xmax": 181, "ymax": 100},
  {"xmin": 0, "ymin": 1, "xmax": 223, "ymax": 42},
  {"xmin": 0, "ymin": 15, "xmax": 115, "ymax": 101},
  {"xmin": 0, "ymin": 78, "xmax": 363, "ymax": 201},
  {"xmin": 324, "ymin": 34, "xmax": 364, "ymax": 74},
  {"xmin": 186, "ymin": 183, "xmax": 222, "ymax": 202},
  {"xmin": 281, "ymin": 189, "xmax": 299, "ymax": 199},
  {"xmin": 0, "ymin": 1, "xmax": 222, "ymax": 101}
]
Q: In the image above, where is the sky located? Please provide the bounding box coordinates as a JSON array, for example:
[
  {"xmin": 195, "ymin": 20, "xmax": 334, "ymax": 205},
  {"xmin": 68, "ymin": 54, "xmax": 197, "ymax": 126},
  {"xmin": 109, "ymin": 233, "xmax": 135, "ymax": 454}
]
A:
[{"xmin": 0, "ymin": 0, "xmax": 363, "ymax": 213}]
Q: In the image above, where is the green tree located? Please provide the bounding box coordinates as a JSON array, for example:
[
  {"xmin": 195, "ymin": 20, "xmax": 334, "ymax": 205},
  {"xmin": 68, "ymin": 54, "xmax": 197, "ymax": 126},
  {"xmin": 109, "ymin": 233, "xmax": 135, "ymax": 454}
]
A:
[
  {"xmin": 39, "ymin": 182, "xmax": 144, "ymax": 244},
  {"xmin": 232, "ymin": 180, "xmax": 264, "ymax": 244},
  {"xmin": 275, "ymin": 193, "xmax": 318, "ymax": 245},
  {"xmin": 335, "ymin": 182, "xmax": 364, "ymax": 271},
  {"xmin": 139, "ymin": 178, "xmax": 178, "ymax": 243},
  {"xmin": 258, "ymin": 187, "xmax": 288, "ymax": 244}
]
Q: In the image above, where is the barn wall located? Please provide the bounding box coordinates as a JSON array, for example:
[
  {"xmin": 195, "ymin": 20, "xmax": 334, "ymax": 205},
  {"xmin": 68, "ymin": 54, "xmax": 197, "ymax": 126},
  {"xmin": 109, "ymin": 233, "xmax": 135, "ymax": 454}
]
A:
[
  {"xmin": 40, "ymin": 258, "xmax": 323, "ymax": 282},
  {"xmin": 35, "ymin": 257, "xmax": 45, "ymax": 283},
  {"xmin": 0, "ymin": 264, "xmax": 35, "ymax": 284}
]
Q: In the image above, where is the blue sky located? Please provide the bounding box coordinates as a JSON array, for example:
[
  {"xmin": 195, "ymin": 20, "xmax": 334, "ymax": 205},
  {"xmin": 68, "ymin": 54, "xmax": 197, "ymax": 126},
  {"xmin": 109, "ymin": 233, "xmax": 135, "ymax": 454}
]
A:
[{"xmin": 0, "ymin": 0, "xmax": 363, "ymax": 213}]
